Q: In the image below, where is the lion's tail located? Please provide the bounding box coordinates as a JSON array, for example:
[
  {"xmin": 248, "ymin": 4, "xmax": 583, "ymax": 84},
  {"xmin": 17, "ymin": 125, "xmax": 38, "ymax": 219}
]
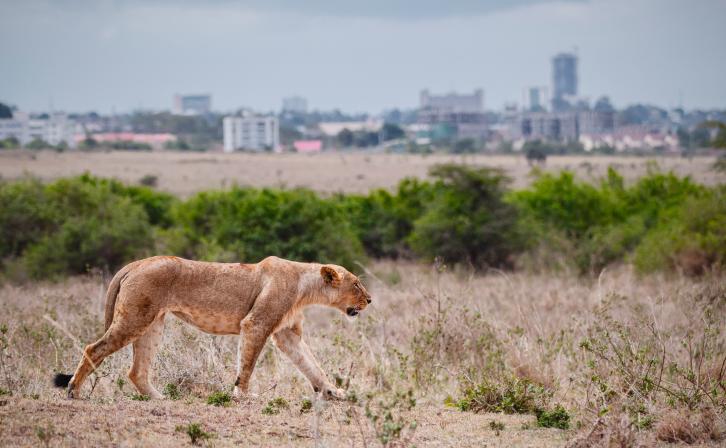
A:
[{"xmin": 104, "ymin": 261, "xmax": 139, "ymax": 331}]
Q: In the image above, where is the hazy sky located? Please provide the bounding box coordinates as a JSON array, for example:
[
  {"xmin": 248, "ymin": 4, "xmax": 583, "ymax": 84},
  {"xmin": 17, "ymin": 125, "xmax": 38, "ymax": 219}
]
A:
[{"xmin": 1, "ymin": 0, "xmax": 725, "ymax": 114}]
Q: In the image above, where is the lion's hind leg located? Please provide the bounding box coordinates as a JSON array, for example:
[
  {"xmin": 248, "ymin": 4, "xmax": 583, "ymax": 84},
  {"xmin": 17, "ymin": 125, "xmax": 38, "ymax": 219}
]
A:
[
  {"xmin": 129, "ymin": 314, "xmax": 166, "ymax": 399},
  {"xmin": 64, "ymin": 308, "xmax": 159, "ymax": 399}
]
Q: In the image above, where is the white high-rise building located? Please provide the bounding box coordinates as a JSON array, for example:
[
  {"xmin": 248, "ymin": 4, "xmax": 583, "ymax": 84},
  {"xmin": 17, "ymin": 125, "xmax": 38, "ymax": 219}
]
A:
[
  {"xmin": 0, "ymin": 112, "xmax": 77, "ymax": 148},
  {"xmin": 223, "ymin": 114, "xmax": 279, "ymax": 152}
]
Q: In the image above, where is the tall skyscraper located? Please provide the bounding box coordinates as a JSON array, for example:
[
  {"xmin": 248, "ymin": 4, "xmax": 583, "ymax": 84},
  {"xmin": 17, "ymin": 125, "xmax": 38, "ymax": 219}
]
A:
[{"xmin": 552, "ymin": 53, "xmax": 577, "ymax": 111}]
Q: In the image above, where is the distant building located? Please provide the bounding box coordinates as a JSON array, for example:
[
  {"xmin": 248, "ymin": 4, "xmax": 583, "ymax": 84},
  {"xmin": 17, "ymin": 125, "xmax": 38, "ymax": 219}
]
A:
[
  {"xmin": 223, "ymin": 114, "xmax": 279, "ymax": 152},
  {"xmin": 527, "ymin": 87, "xmax": 547, "ymax": 111},
  {"xmin": 317, "ymin": 120, "xmax": 382, "ymax": 137},
  {"xmin": 418, "ymin": 89, "xmax": 488, "ymax": 140},
  {"xmin": 518, "ymin": 111, "xmax": 579, "ymax": 141},
  {"xmin": 282, "ymin": 96, "xmax": 308, "ymax": 114},
  {"xmin": 80, "ymin": 132, "xmax": 176, "ymax": 149},
  {"xmin": 173, "ymin": 94, "xmax": 211, "ymax": 115},
  {"xmin": 580, "ymin": 127, "xmax": 678, "ymax": 152},
  {"xmin": 552, "ymin": 53, "xmax": 578, "ymax": 111},
  {"xmin": 0, "ymin": 112, "xmax": 76, "ymax": 148},
  {"xmin": 293, "ymin": 140, "xmax": 322, "ymax": 153}
]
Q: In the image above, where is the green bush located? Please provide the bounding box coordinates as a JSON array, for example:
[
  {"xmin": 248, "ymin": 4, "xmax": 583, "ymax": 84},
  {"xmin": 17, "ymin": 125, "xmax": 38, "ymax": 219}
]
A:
[
  {"xmin": 409, "ymin": 164, "xmax": 522, "ymax": 268},
  {"xmin": 511, "ymin": 170, "xmax": 623, "ymax": 240},
  {"xmin": 634, "ymin": 188, "xmax": 726, "ymax": 275},
  {"xmin": 337, "ymin": 178, "xmax": 434, "ymax": 258},
  {"xmin": 74, "ymin": 173, "xmax": 176, "ymax": 227},
  {"xmin": 262, "ymin": 397, "xmax": 289, "ymax": 415},
  {"xmin": 174, "ymin": 187, "xmax": 365, "ymax": 268},
  {"xmin": 535, "ymin": 404, "xmax": 571, "ymax": 429},
  {"xmin": 455, "ymin": 376, "xmax": 548, "ymax": 414},
  {"xmin": 20, "ymin": 178, "xmax": 154, "ymax": 279},
  {"xmin": 206, "ymin": 391, "xmax": 232, "ymax": 407},
  {"xmin": 512, "ymin": 168, "xmax": 711, "ymax": 274},
  {"xmin": 0, "ymin": 178, "xmax": 54, "ymax": 259}
]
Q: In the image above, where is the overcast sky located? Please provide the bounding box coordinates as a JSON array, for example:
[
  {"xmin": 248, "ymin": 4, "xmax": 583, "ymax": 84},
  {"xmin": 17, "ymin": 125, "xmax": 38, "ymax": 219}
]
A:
[{"xmin": 1, "ymin": 0, "xmax": 725, "ymax": 114}]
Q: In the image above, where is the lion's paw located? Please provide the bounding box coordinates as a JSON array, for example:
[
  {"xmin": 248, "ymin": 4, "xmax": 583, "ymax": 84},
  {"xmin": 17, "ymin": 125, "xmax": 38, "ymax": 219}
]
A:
[{"xmin": 320, "ymin": 385, "xmax": 346, "ymax": 401}]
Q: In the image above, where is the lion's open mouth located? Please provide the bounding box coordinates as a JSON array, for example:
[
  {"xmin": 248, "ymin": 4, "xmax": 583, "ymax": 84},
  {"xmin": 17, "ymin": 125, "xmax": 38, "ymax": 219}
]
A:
[{"xmin": 346, "ymin": 307, "xmax": 359, "ymax": 317}]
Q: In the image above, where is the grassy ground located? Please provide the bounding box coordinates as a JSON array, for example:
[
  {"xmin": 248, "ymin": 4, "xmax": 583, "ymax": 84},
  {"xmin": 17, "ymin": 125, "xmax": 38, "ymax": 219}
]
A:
[
  {"xmin": 0, "ymin": 150, "xmax": 721, "ymax": 196},
  {"xmin": 0, "ymin": 261, "xmax": 723, "ymax": 446}
]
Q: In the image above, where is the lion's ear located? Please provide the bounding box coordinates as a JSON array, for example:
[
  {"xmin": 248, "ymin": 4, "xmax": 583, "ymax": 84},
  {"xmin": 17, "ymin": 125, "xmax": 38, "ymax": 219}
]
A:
[{"xmin": 320, "ymin": 266, "xmax": 341, "ymax": 287}]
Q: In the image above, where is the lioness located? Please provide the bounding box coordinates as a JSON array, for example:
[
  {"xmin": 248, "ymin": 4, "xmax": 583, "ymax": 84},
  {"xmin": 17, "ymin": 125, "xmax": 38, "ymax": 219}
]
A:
[{"xmin": 53, "ymin": 255, "xmax": 371, "ymax": 400}]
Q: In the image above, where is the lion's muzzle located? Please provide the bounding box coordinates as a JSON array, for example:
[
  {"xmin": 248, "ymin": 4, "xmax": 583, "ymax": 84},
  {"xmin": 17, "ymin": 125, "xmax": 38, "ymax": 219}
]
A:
[{"xmin": 346, "ymin": 307, "xmax": 359, "ymax": 317}]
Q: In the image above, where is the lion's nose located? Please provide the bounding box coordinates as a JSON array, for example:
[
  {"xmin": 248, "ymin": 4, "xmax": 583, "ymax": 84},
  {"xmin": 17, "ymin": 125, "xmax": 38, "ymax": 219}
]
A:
[{"xmin": 366, "ymin": 297, "xmax": 372, "ymax": 304}]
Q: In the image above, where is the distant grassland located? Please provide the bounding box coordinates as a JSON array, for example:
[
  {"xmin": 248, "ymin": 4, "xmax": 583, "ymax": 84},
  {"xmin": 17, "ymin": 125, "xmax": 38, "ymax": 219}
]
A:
[{"xmin": 0, "ymin": 150, "xmax": 722, "ymax": 196}]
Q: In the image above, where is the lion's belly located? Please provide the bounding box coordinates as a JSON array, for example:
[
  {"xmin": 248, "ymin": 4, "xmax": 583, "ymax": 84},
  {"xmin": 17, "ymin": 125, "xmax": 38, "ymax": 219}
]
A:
[{"xmin": 171, "ymin": 310, "xmax": 241, "ymax": 335}]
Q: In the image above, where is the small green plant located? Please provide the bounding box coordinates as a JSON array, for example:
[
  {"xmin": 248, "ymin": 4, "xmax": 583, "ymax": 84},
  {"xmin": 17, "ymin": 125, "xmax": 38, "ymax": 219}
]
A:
[
  {"xmin": 455, "ymin": 376, "xmax": 548, "ymax": 415},
  {"xmin": 206, "ymin": 391, "xmax": 231, "ymax": 407},
  {"xmin": 365, "ymin": 389, "xmax": 417, "ymax": 446},
  {"xmin": 300, "ymin": 398, "xmax": 313, "ymax": 414},
  {"xmin": 535, "ymin": 404, "xmax": 571, "ymax": 429},
  {"xmin": 489, "ymin": 420, "xmax": 505, "ymax": 436},
  {"xmin": 35, "ymin": 423, "xmax": 55, "ymax": 448},
  {"xmin": 163, "ymin": 383, "xmax": 181, "ymax": 400},
  {"xmin": 131, "ymin": 393, "xmax": 150, "ymax": 401},
  {"xmin": 116, "ymin": 377, "xmax": 125, "ymax": 391},
  {"xmin": 262, "ymin": 397, "xmax": 289, "ymax": 415},
  {"xmin": 176, "ymin": 423, "xmax": 213, "ymax": 445}
]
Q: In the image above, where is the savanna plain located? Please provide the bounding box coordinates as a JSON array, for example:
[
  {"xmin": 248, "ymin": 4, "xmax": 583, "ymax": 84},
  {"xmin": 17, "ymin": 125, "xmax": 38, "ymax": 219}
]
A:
[{"xmin": 0, "ymin": 151, "xmax": 724, "ymax": 447}]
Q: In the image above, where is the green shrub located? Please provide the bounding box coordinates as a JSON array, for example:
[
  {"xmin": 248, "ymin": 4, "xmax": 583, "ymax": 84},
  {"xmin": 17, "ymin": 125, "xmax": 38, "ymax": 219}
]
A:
[
  {"xmin": 511, "ymin": 170, "xmax": 622, "ymax": 240},
  {"xmin": 206, "ymin": 391, "xmax": 231, "ymax": 407},
  {"xmin": 176, "ymin": 423, "xmax": 213, "ymax": 445},
  {"xmin": 536, "ymin": 404, "xmax": 571, "ymax": 429},
  {"xmin": 299, "ymin": 398, "xmax": 313, "ymax": 414},
  {"xmin": 455, "ymin": 376, "xmax": 548, "ymax": 414},
  {"xmin": 163, "ymin": 383, "xmax": 181, "ymax": 400},
  {"xmin": 19, "ymin": 178, "xmax": 154, "ymax": 279},
  {"xmin": 130, "ymin": 393, "xmax": 150, "ymax": 401},
  {"xmin": 0, "ymin": 178, "xmax": 54, "ymax": 259},
  {"xmin": 337, "ymin": 178, "xmax": 434, "ymax": 258},
  {"xmin": 74, "ymin": 173, "xmax": 176, "ymax": 227},
  {"xmin": 634, "ymin": 189, "xmax": 726, "ymax": 275},
  {"xmin": 262, "ymin": 397, "xmax": 289, "ymax": 415},
  {"xmin": 174, "ymin": 187, "xmax": 365, "ymax": 268},
  {"xmin": 409, "ymin": 164, "xmax": 522, "ymax": 268}
]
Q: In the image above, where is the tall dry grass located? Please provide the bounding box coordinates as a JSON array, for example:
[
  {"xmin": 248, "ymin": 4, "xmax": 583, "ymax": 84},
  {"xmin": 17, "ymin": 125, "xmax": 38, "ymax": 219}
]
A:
[{"xmin": 0, "ymin": 261, "xmax": 724, "ymax": 446}]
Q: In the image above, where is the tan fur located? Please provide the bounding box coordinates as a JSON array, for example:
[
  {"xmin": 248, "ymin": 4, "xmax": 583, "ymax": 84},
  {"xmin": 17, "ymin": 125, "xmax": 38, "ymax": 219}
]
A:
[{"xmin": 64, "ymin": 256, "xmax": 371, "ymax": 400}]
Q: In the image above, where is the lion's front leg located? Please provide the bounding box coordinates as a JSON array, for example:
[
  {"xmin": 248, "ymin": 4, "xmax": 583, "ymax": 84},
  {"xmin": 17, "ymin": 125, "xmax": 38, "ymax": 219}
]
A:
[
  {"xmin": 272, "ymin": 322, "xmax": 345, "ymax": 400},
  {"xmin": 234, "ymin": 316, "xmax": 273, "ymax": 398}
]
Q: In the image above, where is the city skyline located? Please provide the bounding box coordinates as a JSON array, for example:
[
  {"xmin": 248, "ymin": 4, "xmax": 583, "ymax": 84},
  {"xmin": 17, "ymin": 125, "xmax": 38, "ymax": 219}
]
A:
[{"xmin": 1, "ymin": 0, "xmax": 726, "ymax": 114}]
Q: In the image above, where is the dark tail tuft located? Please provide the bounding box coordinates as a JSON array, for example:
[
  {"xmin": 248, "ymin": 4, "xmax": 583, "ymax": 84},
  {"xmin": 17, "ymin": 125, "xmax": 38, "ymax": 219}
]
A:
[{"xmin": 53, "ymin": 373, "xmax": 73, "ymax": 388}]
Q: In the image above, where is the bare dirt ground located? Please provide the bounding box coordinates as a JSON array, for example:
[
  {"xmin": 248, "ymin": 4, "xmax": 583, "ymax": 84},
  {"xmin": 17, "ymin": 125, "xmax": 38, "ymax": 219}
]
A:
[
  {"xmin": 0, "ymin": 262, "xmax": 723, "ymax": 447},
  {"xmin": 0, "ymin": 150, "xmax": 721, "ymax": 196}
]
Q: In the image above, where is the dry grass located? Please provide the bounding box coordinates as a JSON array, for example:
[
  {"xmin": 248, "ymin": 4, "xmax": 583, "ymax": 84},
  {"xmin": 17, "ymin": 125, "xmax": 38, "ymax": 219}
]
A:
[
  {"xmin": 0, "ymin": 150, "xmax": 721, "ymax": 196},
  {"xmin": 0, "ymin": 261, "xmax": 724, "ymax": 446}
]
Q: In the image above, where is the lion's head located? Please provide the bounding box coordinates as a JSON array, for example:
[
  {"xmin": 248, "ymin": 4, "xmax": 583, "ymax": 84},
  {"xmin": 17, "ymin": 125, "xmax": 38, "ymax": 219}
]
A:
[{"xmin": 320, "ymin": 265, "xmax": 371, "ymax": 317}]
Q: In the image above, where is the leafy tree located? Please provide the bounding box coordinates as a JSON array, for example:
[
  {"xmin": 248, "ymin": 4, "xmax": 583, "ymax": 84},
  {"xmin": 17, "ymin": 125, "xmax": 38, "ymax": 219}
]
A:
[
  {"xmin": 702, "ymin": 121, "xmax": 726, "ymax": 148},
  {"xmin": 0, "ymin": 137, "xmax": 20, "ymax": 149},
  {"xmin": 409, "ymin": 165, "xmax": 522, "ymax": 268},
  {"xmin": 337, "ymin": 128, "xmax": 353, "ymax": 147},
  {"xmin": 0, "ymin": 102, "xmax": 12, "ymax": 119},
  {"xmin": 382, "ymin": 123, "xmax": 405, "ymax": 141},
  {"xmin": 25, "ymin": 138, "xmax": 50, "ymax": 150}
]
